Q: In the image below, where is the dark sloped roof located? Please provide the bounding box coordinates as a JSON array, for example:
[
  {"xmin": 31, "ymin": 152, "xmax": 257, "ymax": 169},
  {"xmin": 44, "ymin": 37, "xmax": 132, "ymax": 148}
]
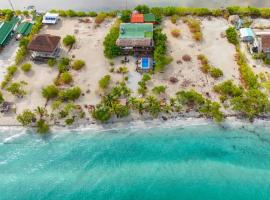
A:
[
  {"xmin": 262, "ymin": 35, "xmax": 270, "ymax": 50},
  {"xmin": 27, "ymin": 34, "xmax": 61, "ymax": 52},
  {"xmin": 116, "ymin": 38, "xmax": 153, "ymax": 47}
]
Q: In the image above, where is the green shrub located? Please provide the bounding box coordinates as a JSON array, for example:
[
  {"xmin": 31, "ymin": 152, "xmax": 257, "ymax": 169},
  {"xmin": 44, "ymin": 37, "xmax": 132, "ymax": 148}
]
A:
[
  {"xmin": 72, "ymin": 60, "xmax": 85, "ymax": 70},
  {"xmin": 152, "ymin": 85, "xmax": 166, "ymax": 95},
  {"xmin": 92, "ymin": 104, "xmax": 112, "ymax": 122},
  {"xmin": 59, "ymin": 87, "xmax": 81, "ymax": 101},
  {"xmin": 6, "ymin": 82, "xmax": 27, "ymax": 97},
  {"xmin": 134, "ymin": 5, "xmax": 150, "ymax": 14},
  {"xmin": 21, "ymin": 63, "xmax": 32, "ymax": 72},
  {"xmin": 121, "ymin": 10, "xmax": 131, "ymax": 22},
  {"xmin": 214, "ymin": 80, "xmax": 243, "ymax": 101},
  {"xmin": 103, "ymin": 20, "xmax": 121, "ymax": 59},
  {"xmin": 42, "ymin": 85, "xmax": 59, "ymax": 100},
  {"xmin": 231, "ymin": 89, "xmax": 270, "ymax": 120},
  {"xmin": 0, "ymin": 91, "xmax": 4, "ymax": 104},
  {"xmin": 63, "ymin": 35, "xmax": 76, "ymax": 47},
  {"xmin": 99, "ymin": 75, "xmax": 111, "ymax": 89},
  {"xmin": 60, "ymin": 72, "xmax": 73, "ymax": 84},
  {"xmin": 210, "ymin": 67, "xmax": 223, "ymax": 78},
  {"xmin": 226, "ymin": 27, "xmax": 239, "ymax": 45},
  {"xmin": 36, "ymin": 119, "xmax": 50, "ymax": 133},
  {"xmin": 48, "ymin": 59, "xmax": 57, "ymax": 67},
  {"xmin": 17, "ymin": 109, "xmax": 36, "ymax": 126},
  {"xmin": 171, "ymin": 14, "xmax": 178, "ymax": 24},
  {"xmin": 95, "ymin": 12, "xmax": 107, "ymax": 24}
]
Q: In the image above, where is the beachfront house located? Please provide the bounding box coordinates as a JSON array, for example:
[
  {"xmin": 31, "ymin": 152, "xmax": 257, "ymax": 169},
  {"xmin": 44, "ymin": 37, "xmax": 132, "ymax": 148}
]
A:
[
  {"xmin": 0, "ymin": 17, "xmax": 20, "ymax": 48},
  {"xmin": 42, "ymin": 13, "xmax": 59, "ymax": 24},
  {"xmin": 116, "ymin": 23, "xmax": 154, "ymax": 56},
  {"xmin": 27, "ymin": 34, "xmax": 61, "ymax": 60},
  {"xmin": 240, "ymin": 28, "xmax": 255, "ymax": 42}
]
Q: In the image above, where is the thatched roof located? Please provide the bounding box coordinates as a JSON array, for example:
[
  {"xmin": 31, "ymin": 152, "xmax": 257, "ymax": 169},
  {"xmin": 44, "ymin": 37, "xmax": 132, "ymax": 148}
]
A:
[{"xmin": 116, "ymin": 38, "xmax": 153, "ymax": 47}]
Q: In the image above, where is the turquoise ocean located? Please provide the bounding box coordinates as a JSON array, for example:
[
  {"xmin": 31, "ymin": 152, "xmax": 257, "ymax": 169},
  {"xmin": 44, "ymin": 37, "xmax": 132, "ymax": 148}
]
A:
[{"xmin": 1, "ymin": 119, "xmax": 270, "ymax": 200}]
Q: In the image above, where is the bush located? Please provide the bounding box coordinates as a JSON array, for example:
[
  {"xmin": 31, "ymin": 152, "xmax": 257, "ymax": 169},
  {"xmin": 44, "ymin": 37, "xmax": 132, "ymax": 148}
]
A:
[
  {"xmin": 36, "ymin": 119, "xmax": 50, "ymax": 133},
  {"xmin": 95, "ymin": 12, "xmax": 107, "ymax": 24},
  {"xmin": 15, "ymin": 47, "xmax": 27, "ymax": 64},
  {"xmin": 214, "ymin": 80, "xmax": 243, "ymax": 101},
  {"xmin": 17, "ymin": 109, "xmax": 36, "ymax": 126},
  {"xmin": 121, "ymin": 10, "xmax": 131, "ymax": 22},
  {"xmin": 0, "ymin": 91, "xmax": 4, "ymax": 104},
  {"xmin": 6, "ymin": 82, "xmax": 27, "ymax": 97},
  {"xmin": 171, "ymin": 15, "xmax": 178, "ymax": 24},
  {"xmin": 63, "ymin": 35, "xmax": 76, "ymax": 47},
  {"xmin": 21, "ymin": 63, "xmax": 32, "ymax": 72},
  {"xmin": 231, "ymin": 89, "xmax": 270, "ymax": 120},
  {"xmin": 103, "ymin": 20, "xmax": 121, "ymax": 59},
  {"xmin": 60, "ymin": 72, "xmax": 73, "ymax": 84},
  {"xmin": 154, "ymin": 28, "xmax": 172, "ymax": 72},
  {"xmin": 226, "ymin": 27, "xmax": 239, "ymax": 45},
  {"xmin": 152, "ymin": 85, "xmax": 166, "ymax": 95},
  {"xmin": 99, "ymin": 75, "xmax": 111, "ymax": 89},
  {"xmin": 72, "ymin": 60, "xmax": 85, "ymax": 70},
  {"xmin": 209, "ymin": 67, "xmax": 223, "ymax": 78},
  {"xmin": 135, "ymin": 5, "xmax": 150, "ymax": 14},
  {"xmin": 42, "ymin": 85, "xmax": 59, "ymax": 100},
  {"xmin": 59, "ymin": 87, "xmax": 81, "ymax": 101},
  {"xmin": 171, "ymin": 29, "xmax": 181, "ymax": 38},
  {"xmin": 48, "ymin": 59, "xmax": 57, "ymax": 67},
  {"xmin": 92, "ymin": 104, "xmax": 112, "ymax": 122}
]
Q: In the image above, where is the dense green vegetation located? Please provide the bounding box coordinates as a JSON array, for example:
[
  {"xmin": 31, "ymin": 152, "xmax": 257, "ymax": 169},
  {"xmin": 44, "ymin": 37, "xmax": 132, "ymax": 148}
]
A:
[
  {"xmin": 103, "ymin": 20, "xmax": 121, "ymax": 59},
  {"xmin": 214, "ymin": 80, "xmax": 243, "ymax": 102},
  {"xmin": 153, "ymin": 28, "xmax": 172, "ymax": 72},
  {"xmin": 226, "ymin": 27, "xmax": 239, "ymax": 45},
  {"xmin": 231, "ymin": 89, "xmax": 270, "ymax": 120}
]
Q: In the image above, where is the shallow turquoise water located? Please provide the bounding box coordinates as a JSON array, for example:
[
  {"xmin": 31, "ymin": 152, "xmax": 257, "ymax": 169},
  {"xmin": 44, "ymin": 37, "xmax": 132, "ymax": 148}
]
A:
[{"xmin": 1, "ymin": 121, "xmax": 270, "ymax": 200}]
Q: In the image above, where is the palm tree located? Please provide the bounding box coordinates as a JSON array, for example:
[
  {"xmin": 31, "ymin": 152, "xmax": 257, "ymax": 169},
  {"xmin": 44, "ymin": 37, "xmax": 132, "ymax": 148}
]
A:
[{"xmin": 34, "ymin": 106, "xmax": 47, "ymax": 120}]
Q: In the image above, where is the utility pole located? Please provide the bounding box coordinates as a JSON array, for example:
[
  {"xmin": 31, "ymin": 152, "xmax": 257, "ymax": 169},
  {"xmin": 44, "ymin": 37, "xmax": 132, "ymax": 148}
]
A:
[
  {"xmin": 8, "ymin": 0, "xmax": 15, "ymax": 11},
  {"xmin": 125, "ymin": 0, "xmax": 128, "ymax": 10}
]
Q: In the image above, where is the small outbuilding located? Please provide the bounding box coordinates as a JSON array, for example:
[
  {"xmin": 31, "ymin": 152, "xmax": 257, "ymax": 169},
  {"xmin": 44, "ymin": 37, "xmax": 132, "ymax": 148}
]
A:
[
  {"xmin": 42, "ymin": 13, "xmax": 59, "ymax": 24},
  {"xmin": 259, "ymin": 35, "xmax": 270, "ymax": 58},
  {"xmin": 240, "ymin": 28, "xmax": 255, "ymax": 42},
  {"xmin": 27, "ymin": 34, "xmax": 61, "ymax": 60},
  {"xmin": 15, "ymin": 22, "xmax": 33, "ymax": 40}
]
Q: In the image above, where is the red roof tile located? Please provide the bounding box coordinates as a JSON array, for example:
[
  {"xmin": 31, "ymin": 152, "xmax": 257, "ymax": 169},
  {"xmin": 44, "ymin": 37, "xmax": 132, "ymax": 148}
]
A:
[{"xmin": 131, "ymin": 14, "xmax": 144, "ymax": 23}]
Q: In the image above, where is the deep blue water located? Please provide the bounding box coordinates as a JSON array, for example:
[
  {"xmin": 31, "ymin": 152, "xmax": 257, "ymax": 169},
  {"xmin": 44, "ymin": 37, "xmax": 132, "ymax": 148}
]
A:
[{"xmin": 1, "ymin": 120, "xmax": 270, "ymax": 200}]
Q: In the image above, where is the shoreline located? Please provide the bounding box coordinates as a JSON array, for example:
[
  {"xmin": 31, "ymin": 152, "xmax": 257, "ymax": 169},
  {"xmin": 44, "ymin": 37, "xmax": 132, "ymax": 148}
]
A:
[{"xmin": 1, "ymin": 114, "xmax": 270, "ymax": 132}]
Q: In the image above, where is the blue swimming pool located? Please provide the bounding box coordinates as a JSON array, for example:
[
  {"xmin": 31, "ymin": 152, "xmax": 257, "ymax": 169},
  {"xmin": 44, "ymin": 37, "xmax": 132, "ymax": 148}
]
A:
[{"xmin": 141, "ymin": 58, "xmax": 150, "ymax": 69}]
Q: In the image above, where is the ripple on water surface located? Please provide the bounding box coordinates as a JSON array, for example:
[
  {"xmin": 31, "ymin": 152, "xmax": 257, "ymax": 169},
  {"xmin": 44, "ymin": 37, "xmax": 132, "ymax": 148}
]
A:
[{"xmin": 0, "ymin": 121, "xmax": 270, "ymax": 200}]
